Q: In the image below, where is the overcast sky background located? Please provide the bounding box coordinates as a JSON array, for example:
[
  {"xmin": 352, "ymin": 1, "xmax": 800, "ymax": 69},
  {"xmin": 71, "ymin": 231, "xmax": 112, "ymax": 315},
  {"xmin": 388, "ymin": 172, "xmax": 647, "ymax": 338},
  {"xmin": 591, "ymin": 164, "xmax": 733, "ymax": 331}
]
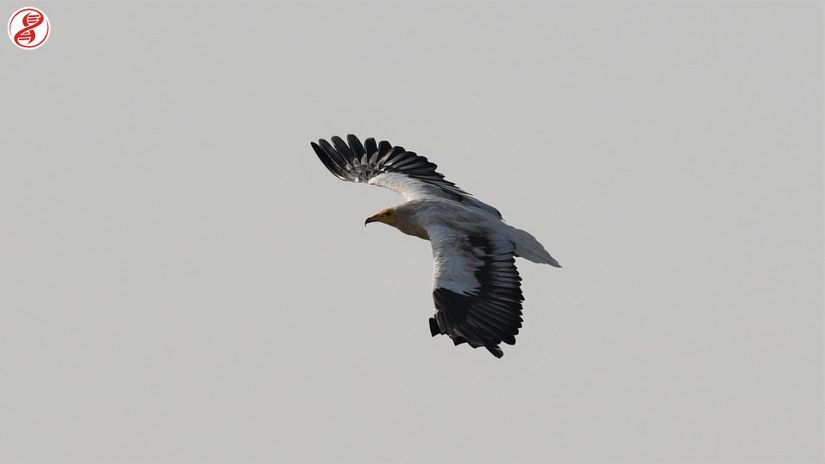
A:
[{"xmin": 0, "ymin": 1, "xmax": 822, "ymax": 463}]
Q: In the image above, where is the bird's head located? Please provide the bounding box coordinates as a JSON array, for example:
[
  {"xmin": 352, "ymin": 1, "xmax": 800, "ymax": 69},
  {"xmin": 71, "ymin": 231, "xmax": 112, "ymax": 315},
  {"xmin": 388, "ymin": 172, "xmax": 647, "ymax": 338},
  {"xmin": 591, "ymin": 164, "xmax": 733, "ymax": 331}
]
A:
[{"xmin": 365, "ymin": 207, "xmax": 398, "ymax": 227}]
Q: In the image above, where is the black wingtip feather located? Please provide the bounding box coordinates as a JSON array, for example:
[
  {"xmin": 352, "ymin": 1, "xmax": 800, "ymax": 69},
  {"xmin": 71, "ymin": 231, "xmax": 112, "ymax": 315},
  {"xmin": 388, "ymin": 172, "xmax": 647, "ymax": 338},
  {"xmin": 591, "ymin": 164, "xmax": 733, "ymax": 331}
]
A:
[
  {"xmin": 429, "ymin": 318, "xmax": 440, "ymax": 337},
  {"xmin": 486, "ymin": 345, "xmax": 504, "ymax": 358},
  {"xmin": 311, "ymin": 141, "xmax": 346, "ymax": 179},
  {"xmin": 331, "ymin": 136, "xmax": 355, "ymax": 161},
  {"xmin": 347, "ymin": 134, "xmax": 365, "ymax": 157},
  {"xmin": 364, "ymin": 137, "xmax": 377, "ymax": 154},
  {"xmin": 377, "ymin": 140, "xmax": 392, "ymax": 157}
]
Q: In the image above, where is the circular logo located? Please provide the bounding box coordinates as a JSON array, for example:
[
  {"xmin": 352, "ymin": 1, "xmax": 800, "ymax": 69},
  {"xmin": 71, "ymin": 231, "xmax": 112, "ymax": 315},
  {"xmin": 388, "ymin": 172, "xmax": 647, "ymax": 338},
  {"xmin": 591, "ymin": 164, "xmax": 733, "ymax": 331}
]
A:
[{"xmin": 8, "ymin": 7, "xmax": 50, "ymax": 50}]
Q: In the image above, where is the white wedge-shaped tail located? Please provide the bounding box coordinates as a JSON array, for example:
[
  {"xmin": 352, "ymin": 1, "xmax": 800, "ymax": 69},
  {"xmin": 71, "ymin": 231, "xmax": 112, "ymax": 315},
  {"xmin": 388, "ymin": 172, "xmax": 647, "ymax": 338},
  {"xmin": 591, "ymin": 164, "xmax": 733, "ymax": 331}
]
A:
[{"xmin": 508, "ymin": 226, "xmax": 561, "ymax": 267}]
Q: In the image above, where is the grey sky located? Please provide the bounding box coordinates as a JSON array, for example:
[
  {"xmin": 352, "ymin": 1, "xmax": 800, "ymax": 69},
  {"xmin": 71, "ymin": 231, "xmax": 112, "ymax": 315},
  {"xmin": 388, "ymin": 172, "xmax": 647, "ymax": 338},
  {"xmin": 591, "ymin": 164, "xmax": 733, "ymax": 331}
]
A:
[{"xmin": 0, "ymin": 1, "xmax": 822, "ymax": 463}]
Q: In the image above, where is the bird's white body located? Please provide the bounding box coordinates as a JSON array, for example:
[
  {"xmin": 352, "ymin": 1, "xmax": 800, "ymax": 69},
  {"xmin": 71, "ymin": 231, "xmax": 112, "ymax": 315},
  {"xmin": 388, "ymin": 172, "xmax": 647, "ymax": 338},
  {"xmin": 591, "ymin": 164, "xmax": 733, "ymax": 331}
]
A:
[{"xmin": 401, "ymin": 199, "xmax": 558, "ymax": 296}]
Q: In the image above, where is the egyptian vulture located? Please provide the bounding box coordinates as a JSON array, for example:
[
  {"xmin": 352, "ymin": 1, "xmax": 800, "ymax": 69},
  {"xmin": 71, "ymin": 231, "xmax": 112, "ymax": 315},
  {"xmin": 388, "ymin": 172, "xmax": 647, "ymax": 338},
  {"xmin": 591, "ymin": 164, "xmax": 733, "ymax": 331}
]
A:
[{"xmin": 312, "ymin": 135, "xmax": 560, "ymax": 358}]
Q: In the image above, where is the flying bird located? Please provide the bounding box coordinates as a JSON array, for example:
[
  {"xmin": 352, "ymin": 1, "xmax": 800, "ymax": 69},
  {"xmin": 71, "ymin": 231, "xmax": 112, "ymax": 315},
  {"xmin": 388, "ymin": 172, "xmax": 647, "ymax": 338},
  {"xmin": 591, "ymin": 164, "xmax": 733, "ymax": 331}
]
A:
[{"xmin": 312, "ymin": 135, "xmax": 560, "ymax": 358}]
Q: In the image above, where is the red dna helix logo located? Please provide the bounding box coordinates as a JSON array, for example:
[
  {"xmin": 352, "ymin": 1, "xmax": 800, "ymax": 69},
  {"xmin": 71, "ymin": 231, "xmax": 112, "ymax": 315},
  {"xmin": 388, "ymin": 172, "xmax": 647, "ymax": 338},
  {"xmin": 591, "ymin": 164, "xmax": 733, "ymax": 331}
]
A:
[{"xmin": 8, "ymin": 7, "xmax": 50, "ymax": 50}]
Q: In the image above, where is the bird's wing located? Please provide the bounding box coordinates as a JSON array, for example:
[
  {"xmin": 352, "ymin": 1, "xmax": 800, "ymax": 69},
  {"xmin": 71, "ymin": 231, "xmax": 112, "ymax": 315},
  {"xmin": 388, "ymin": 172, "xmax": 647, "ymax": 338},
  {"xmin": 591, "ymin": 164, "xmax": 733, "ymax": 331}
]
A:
[
  {"xmin": 311, "ymin": 135, "xmax": 502, "ymax": 218},
  {"xmin": 426, "ymin": 224, "xmax": 523, "ymax": 358}
]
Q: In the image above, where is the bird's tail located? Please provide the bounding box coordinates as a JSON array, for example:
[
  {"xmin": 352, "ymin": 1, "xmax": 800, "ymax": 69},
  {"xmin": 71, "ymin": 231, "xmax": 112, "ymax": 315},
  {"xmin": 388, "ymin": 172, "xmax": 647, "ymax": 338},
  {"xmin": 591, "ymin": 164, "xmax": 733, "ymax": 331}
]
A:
[{"xmin": 508, "ymin": 226, "xmax": 561, "ymax": 267}]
